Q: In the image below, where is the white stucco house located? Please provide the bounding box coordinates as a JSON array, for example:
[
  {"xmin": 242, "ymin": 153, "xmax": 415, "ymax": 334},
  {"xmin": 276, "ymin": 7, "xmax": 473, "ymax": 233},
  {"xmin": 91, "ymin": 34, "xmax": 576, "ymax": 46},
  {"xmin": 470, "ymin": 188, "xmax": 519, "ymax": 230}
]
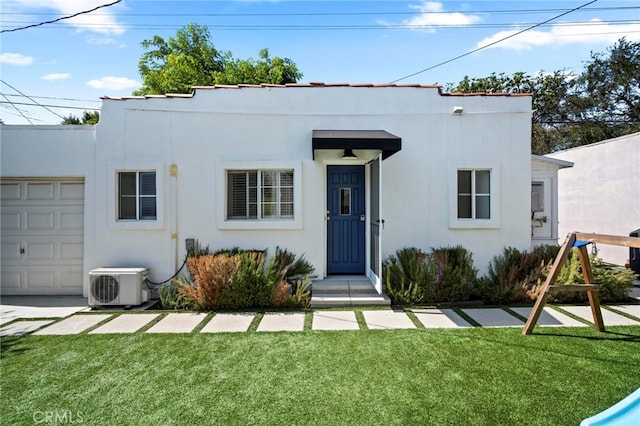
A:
[
  {"xmin": 547, "ymin": 131, "xmax": 640, "ymax": 267},
  {"xmin": 2, "ymin": 83, "xmax": 566, "ymax": 298}
]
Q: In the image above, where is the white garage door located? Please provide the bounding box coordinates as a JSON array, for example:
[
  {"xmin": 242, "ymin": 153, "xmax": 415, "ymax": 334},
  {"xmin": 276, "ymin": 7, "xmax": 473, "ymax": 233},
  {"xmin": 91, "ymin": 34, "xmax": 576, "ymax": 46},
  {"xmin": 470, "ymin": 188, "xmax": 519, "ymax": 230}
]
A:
[{"xmin": 1, "ymin": 179, "xmax": 84, "ymax": 295}]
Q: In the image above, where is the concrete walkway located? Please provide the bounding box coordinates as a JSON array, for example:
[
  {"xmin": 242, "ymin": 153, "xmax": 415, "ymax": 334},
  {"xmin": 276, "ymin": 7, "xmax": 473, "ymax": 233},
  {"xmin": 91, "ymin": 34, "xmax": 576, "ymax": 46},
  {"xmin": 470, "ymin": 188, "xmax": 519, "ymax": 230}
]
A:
[{"xmin": 2, "ymin": 305, "xmax": 640, "ymax": 336}]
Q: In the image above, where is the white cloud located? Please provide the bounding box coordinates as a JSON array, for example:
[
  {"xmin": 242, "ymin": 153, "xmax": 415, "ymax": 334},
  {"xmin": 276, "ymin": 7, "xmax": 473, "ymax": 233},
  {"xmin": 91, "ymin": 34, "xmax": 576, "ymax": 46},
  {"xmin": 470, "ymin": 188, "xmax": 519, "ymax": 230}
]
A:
[
  {"xmin": 6, "ymin": 0, "xmax": 126, "ymax": 36},
  {"xmin": 87, "ymin": 76, "xmax": 140, "ymax": 91},
  {"xmin": 398, "ymin": 1, "xmax": 482, "ymax": 33},
  {"xmin": 476, "ymin": 19, "xmax": 640, "ymax": 51},
  {"xmin": 0, "ymin": 52, "xmax": 34, "ymax": 66},
  {"xmin": 41, "ymin": 73, "xmax": 71, "ymax": 81}
]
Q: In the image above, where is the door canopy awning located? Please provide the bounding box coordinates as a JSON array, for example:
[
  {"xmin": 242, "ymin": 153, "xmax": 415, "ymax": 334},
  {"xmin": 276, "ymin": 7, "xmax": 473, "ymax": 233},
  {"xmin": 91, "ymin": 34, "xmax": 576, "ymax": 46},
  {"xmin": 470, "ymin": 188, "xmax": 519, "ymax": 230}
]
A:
[{"xmin": 312, "ymin": 130, "xmax": 402, "ymax": 160}]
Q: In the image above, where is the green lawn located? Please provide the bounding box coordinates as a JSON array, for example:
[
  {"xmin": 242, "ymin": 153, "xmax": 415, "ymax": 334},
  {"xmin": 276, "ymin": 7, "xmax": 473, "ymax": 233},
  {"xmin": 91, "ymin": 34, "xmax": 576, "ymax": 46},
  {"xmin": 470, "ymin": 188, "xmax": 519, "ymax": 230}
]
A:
[{"xmin": 2, "ymin": 326, "xmax": 639, "ymax": 425}]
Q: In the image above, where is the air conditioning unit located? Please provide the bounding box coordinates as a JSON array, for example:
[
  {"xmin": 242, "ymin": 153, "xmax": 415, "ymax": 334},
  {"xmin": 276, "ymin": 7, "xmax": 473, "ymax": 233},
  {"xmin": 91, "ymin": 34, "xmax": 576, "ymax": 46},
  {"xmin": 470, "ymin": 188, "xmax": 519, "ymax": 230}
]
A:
[{"xmin": 89, "ymin": 267, "xmax": 149, "ymax": 306}]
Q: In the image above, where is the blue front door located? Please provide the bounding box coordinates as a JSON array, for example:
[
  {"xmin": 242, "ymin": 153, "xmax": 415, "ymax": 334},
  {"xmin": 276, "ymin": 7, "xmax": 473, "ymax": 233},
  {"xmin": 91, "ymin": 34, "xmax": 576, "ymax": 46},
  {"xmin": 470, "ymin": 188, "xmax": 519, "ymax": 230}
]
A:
[{"xmin": 327, "ymin": 165, "xmax": 365, "ymax": 274}]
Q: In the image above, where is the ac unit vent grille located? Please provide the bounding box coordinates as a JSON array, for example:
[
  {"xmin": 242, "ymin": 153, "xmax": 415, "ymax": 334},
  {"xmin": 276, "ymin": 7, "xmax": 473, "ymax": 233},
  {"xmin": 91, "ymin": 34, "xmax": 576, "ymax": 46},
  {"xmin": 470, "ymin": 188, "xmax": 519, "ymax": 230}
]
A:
[{"xmin": 91, "ymin": 275, "xmax": 120, "ymax": 304}]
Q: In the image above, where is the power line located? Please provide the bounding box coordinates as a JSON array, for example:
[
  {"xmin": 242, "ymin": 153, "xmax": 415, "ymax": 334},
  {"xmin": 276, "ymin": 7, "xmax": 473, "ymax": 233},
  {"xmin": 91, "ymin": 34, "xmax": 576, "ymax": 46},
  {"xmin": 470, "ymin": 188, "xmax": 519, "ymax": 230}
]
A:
[
  {"xmin": 0, "ymin": 80, "xmax": 66, "ymax": 119},
  {"xmin": 1, "ymin": 5, "xmax": 637, "ymax": 18},
  {"xmin": 0, "ymin": 0, "xmax": 123, "ymax": 33},
  {"xmin": 0, "ymin": 93, "xmax": 101, "ymax": 103},
  {"xmin": 0, "ymin": 101, "xmax": 100, "ymax": 111},
  {"xmin": 0, "ymin": 93, "xmax": 33, "ymax": 124},
  {"xmin": 391, "ymin": 0, "xmax": 600, "ymax": 83}
]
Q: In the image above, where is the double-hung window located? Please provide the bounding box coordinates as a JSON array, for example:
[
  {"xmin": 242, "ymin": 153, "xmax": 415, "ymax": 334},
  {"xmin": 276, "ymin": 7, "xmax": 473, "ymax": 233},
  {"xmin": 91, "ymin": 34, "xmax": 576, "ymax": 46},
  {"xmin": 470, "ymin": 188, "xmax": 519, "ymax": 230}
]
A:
[
  {"xmin": 457, "ymin": 169, "xmax": 491, "ymax": 219},
  {"xmin": 227, "ymin": 169, "xmax": 294, "ymax": 220},
  {"xmin": 118, "ymin": 171, "xmax": 157, "ymax": 220},
  {"xmin": 449, "ymin": 161, "xmax": 500, "ymax": 229}
]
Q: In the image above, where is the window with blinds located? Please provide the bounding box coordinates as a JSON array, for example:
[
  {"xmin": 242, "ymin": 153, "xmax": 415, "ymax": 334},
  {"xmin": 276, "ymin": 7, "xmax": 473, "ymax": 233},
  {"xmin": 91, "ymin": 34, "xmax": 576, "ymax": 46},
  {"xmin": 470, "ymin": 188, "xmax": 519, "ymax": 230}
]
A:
[
  {"xmin": 118, "ymin": 171, "xmax": 157, "ymax": 220},
  {"xmin": 227, "ymin": 170, "xmax": 294, "ymax": 220}
]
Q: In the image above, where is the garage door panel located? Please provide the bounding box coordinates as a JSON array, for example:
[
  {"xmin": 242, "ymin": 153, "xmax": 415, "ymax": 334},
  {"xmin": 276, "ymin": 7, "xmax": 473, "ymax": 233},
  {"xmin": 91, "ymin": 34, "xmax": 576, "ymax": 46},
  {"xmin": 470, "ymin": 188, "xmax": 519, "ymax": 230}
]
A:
[
  {"xmin": 27, "ymin": 212, "xmax": 55, "ymax": 230},
  {"xmin": 1, "ymin": 179, "xmax": 84, "ymax": 295},
  {"xmin": 1, "ymin": 242, "xmax": 20, "ymax": 260},
  {"xmin": 26, "ymin": 182, "xmax": 55, "ymax": 200},
  {"xmin": 1, "ymin": 183, "xmax": 21, "ymax": 200},
  {"xmin": 26, "ymin": 242, "xmax": 56, "ymax": 260},
  {"xmin": 1, "ymin": 211, "xmax": 21, "ymax": 231},
  {"xmin": 60, "ymin": 211, "xmax": 84, "ymax": 231},
  {"xmin": 60, "ymin": 183, "xmax": 84, "ymax": 200},
  {"xmin": 27, "ymin": 270, "xmax": 56, "ymax": 288},
  {"xmin": 1, "ymin": 270, "xmax": 22, "ymax": 289}
]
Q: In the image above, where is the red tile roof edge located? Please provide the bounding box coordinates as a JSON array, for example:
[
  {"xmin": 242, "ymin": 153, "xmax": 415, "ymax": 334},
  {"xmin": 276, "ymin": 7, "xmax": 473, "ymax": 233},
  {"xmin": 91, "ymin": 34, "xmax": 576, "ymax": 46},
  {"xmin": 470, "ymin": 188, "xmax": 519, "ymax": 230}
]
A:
[{"xmin": 100, "ymin": 83, "xmax": 531, "ymax": 100}]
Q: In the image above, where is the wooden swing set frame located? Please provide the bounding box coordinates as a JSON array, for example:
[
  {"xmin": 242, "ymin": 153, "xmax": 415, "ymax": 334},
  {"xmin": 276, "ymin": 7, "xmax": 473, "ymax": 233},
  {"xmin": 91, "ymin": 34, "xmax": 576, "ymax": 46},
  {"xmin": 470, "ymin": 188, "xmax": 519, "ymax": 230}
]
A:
[{"xmin": 523, "ymin": 232, "xmax": 640, "ymax": 335}]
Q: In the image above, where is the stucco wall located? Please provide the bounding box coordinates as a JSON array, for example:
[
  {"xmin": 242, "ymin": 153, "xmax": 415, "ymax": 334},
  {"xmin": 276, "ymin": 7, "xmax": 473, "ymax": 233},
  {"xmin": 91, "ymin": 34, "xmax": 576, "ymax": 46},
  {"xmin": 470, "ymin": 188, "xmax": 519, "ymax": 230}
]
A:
[
  {"xmin": 96, "ymin": 86, "xmax": 532, "ymax": 281},
  {"xmin": 1, "ymin": 86, "xmax": 533, "ymax": 295},
  {"xmin": 548, "ymin": 132, "xmax": 640, "ymax": 265}
]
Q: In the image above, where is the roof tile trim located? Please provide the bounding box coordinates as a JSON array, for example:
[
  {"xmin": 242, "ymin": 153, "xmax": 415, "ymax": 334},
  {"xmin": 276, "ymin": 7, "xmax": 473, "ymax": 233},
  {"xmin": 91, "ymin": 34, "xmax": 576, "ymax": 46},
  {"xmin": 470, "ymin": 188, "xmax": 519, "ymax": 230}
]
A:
[{"xmin": 101, "ymin": 83, "xmax": 531, "ymax": 100}]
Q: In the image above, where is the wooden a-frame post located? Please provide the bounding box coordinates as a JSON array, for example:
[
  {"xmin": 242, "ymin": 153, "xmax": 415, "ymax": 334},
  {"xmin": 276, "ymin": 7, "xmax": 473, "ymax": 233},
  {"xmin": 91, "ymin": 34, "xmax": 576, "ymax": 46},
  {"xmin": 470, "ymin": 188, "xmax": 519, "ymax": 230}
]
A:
[{"xmin": 523, "ymin": 232, "xmax": 640, "ymax": 335}]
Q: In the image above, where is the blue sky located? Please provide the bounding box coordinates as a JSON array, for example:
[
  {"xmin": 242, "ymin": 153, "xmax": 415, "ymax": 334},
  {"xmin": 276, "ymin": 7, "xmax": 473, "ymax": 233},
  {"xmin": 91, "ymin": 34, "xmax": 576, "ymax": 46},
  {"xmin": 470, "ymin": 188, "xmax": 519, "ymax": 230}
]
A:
[{"xmin": 1, "ymin": 0, "xmax": 639, "ymax": 124}]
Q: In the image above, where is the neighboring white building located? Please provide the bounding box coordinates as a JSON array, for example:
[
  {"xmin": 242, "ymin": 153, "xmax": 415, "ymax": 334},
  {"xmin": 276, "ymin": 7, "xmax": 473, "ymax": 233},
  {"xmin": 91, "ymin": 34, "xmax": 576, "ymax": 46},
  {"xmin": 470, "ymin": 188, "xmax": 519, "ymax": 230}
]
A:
[
  {"xmin": 547, "ymin": 132, "xmax": 640, "ymax": 266},
  {"xmin": 531, "ymin": 155, "xmax": 574, "ymax": 247},
  {"xmin": 2, "ymin": 83, "xmax": 538, "ymax": 297}
]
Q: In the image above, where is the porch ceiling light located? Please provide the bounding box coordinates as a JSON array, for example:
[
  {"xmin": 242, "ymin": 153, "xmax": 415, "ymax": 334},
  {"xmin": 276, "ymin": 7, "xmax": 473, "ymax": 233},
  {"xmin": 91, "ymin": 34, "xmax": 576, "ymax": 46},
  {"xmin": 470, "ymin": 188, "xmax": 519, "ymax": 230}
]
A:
[{"xmin": 342, "ymin": 149, "xmax": 357, "ymax": 159}]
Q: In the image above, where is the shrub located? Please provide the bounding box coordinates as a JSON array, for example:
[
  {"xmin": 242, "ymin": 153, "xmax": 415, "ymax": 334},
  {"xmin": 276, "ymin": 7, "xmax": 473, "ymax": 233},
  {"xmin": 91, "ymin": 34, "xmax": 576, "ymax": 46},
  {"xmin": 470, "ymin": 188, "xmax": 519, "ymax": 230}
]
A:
[
  {"xmin": 484, "ymin": 245, "xmax": 558, "ymax": 304},
  {"xmin": 549, "ymin": 251, "xmax": 635, "ymax": 303},
  {"xmin": 178, "ymin": 254, "xmax": 240, "ymax": 310},
  {"xmin": 384, "ymin": 247, "xmax": 436, "ymax": 305},
  {"xmin": 383, "ymin": 245, "xmax": 480, "ymax": 305},
  {"xmin": 158, "ymin": 279, "xmax": 191, "ymax": 310},
  {"xmin": 431, "ymin": 246, "xmax": 479, "ymax": 303},
  {"xmin": 176, "ymin": 247, "xmax": 314, "ymax": 310}
]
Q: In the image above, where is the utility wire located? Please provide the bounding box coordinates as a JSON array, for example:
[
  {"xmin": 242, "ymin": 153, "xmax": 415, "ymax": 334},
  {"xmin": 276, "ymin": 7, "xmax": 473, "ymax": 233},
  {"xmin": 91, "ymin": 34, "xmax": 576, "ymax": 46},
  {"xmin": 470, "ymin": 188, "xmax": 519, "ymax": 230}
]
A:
[
  {"xmin": 0, "ymin": 101, "xmax": 100, "ymax": 111},
  {"xmin": 0, "ymin": 0, "xmax": 123, "ymax": 33},
  {"xmin": 0, "ymin": 80, "xmax": 66, "ymax": 119},
  {"xmin": 3, "ymin": 5, "xmax": 634, "ymax": 18},
  {"xmin": 0, "ymin": 93, "xmax": 33, "ymax": 124},
  {"xmin": 391, "ymin": 0, "xmax": 599, "ymax": 83},
  {"xmin": 1, "ymin": 93, "xmax": 101, "ymax": 103}
]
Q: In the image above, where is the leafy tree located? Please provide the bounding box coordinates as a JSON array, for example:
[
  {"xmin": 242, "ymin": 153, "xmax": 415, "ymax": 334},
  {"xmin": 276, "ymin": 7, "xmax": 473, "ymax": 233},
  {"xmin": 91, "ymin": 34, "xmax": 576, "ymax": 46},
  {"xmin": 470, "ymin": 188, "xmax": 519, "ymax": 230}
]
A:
[
  {"xmin": 134, "ymin": 23, "xmax": 302, "ymax": 95},
  {"xmin": 61, "ymin": 111, "xmax": 99, "ymax": 125},
  {"xmin": 61, "ymin": 114, "xmax": 82, "ymax": 125},
  {"xmin": 446, "ymin": 38, "xmax": 640, "ymax": 154},
  {"xmin": 213, "ymin": 48, "xmax": 302, "ymax": 85},
  {"xmin": 562, "ymin": 38, "xmax": 640, "ymax": 149}
]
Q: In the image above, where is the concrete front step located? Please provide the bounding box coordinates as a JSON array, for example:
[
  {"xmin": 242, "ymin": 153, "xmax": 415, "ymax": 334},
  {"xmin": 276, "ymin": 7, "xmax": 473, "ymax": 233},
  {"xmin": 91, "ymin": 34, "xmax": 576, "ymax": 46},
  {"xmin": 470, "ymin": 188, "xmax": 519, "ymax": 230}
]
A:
[{"xmin": 311, "ymin": 293, "xmax": 391, "ymax": 308}]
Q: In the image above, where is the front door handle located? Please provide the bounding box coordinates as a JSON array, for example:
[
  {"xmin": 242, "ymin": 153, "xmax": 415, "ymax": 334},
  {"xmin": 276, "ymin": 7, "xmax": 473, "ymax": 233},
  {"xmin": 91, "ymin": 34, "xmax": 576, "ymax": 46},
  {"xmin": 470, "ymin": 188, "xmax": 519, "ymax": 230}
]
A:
[
  {"xmin": 326, "ymin": 210, "xmax": 331, "ymax": 221},
  {"xmin": 360, "ymin": 214, "xmax": 366, "ymax": 222}
]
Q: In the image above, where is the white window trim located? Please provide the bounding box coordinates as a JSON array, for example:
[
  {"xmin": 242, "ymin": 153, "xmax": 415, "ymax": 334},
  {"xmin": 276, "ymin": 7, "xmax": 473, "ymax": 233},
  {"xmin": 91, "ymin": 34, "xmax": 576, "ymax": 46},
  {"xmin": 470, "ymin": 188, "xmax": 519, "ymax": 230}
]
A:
[
  {"xmin": 216, "ymin": 160, "xmax": 302, "ymax": 230},
  {"xmin": 448, "ymin": 160, "xmax": 500, "ymax": 229},
  {"xmin": 108, "ymin": 161, "xmax": 165, "ymax": 230}
]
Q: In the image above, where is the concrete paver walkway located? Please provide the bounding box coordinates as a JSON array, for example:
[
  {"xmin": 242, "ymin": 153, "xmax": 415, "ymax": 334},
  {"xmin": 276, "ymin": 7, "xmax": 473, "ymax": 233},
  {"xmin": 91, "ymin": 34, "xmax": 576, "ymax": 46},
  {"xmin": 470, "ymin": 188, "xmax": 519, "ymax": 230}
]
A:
[
  {"xmin": 201, "ymin": 313, "xmax": 255, "ymax": 333},
  {"xmin": 0, "ymin": 320, "xmax": 54, "ymax": 336},
  {"xmin": 257, "ymin": 312, "xmax": 306, "ymax": 332},
  {"xmin": 34, "ymin": 314, "xmax": 111, "ymax": 335},
  {"xmin": 510, "ymin": 307, "xmax": 586, "ymax": 327},
  {"xmin": 146, "ymin": 313, "xmax": 206, "ymax": 333},
  {"xmin": 412, "ymin": 308, "xmax": 472, "ymax": 328},
  {"xmin": 461, "ymin": 308, "xmax": 524, "ymax": 327},
  {"xmin": 4, "ymin": 304, "xmax": 640, "ymax": 336},
  {"xmin": 560, "ymin": 306, "xmax": 640, "ymax": 326},
  {"xmin": 312, "ymin": 310, "xmax": 359, "ymax": 331},
  {"xmin": 90, "ymin": 314, "xmax": 160, "ymax": 334},
  {"xmin": 362, "ymin": 310, "xmax": 416, "ymax": 329}
]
